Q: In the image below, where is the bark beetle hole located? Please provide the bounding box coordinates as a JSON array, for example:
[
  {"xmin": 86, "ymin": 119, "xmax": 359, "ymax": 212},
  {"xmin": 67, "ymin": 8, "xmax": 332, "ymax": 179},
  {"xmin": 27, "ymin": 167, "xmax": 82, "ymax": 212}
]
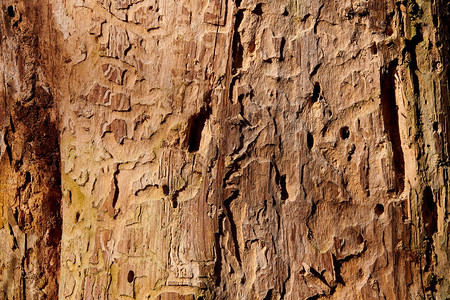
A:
[
  {"xmin": 7, "ymin": 6, "xmax": 15, "ymax": 18},
  {"xmin": 340, "ymin": 126, "xmax": 350, "ymax": 140},
  {"xmin": 127, "ymin": 270, "xmax": 135, "ymax": 283},
  {"xmin": 375, "ymin": 204, "xmax": 384, "ymax": 216},
  {"xmin": 172, "ymin": 200, "xmax": 178, "ymax": 208},
  {"xmin": 311, "ymin": 82, "xmax": 321, "ymax": 103},
  {"xmin": 307, "ymin": 132, "xmax": 314, "ymax": 149},
  {"xmin": 75, "ymin": 212, "xmax": 80, "ymax": 223},
  {"xmin": 357, "ymin": 234, "xmax": 364, "ymax": 244},
  {"xmin": 162, "ymin": 184, "xmax": 169, "ymax": 196},
  {"xmin": 186, "ymin": 107, "xmax": 210, "ymax": 152}
]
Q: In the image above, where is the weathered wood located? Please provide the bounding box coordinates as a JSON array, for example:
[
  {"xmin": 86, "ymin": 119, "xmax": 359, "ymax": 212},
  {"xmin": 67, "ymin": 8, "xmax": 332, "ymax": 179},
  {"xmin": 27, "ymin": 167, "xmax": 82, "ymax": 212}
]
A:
[{"xmin": 0, "ymin": 0, "xmax": 448, "ymax": 299}]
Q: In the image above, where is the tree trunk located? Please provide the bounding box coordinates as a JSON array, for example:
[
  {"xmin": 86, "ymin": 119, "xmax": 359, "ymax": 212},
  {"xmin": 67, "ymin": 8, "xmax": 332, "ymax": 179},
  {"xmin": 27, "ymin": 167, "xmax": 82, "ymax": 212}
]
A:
[{"xmin": 0, "ymin": 0, "xmax": 448, "ymax": 299}]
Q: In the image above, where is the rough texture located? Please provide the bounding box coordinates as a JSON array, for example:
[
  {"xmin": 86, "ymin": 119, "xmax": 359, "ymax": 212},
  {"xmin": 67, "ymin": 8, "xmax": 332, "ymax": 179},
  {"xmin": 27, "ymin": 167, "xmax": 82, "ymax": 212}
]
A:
[
  {"xmin": 0, "ymin": 0, "xmax": 449, "ymax": 299},
  {"xmin": 0, "ymin": 1, "xmax": 62, "ymax": 298}
]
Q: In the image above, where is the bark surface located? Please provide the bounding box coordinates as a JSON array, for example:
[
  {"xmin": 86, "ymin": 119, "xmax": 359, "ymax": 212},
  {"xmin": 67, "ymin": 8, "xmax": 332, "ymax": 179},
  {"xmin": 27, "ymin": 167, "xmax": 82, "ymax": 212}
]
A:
[{"xmin": 0, "ymin": 0, "xmax": 449, "ymax": 299}]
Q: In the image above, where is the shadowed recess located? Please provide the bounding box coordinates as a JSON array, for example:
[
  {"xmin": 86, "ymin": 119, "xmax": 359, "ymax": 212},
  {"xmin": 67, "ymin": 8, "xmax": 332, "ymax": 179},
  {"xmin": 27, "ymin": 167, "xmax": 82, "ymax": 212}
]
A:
[
  {"xmin": 380, "ymin": 59, "xmax": 405, "ymax": 194},
  {"xmin": 185, "ymin": 106, "xmax": 211, "ymax": 152}
]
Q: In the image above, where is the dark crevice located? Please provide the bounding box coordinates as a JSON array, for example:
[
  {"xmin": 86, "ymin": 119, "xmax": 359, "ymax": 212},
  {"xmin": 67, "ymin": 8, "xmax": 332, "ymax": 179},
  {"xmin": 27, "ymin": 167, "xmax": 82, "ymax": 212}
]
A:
[
  {"xmin": 424, "ymin": 273, "xmax": 438, "ymax": 295},
  {"xmin": 232, "ymin": 33, "xmax": 243, "ymax": 71},
  {"xmin": 307, "ymin": 132, "xmax": 314, "ymax": 150},
  {"xmin": 432, "ymin": 13, "xmax": 438, "ymax": 27},
  {"xmin": 8, "ymin": 224, "xmax": 19, "ymax": 250},
  {"xmin": 357, "ymin": 234, "xmax": 364, "ymax": 245},
  {"xmin": 252, "ymin": 3, "xmax": 263, "ymax": 16},
  {"xmin": 432, "ymin": 121, "xmax": 439, "ymax": 132},
  {"xmin": 24, "ymin": 171, "xmax": 31, "ymax": 185},
  {"xmin": 310, "ymin": 63, "xmax": 321, "ymax": 77},
  {"xmin": 422, "ymin": 186, "xmax": 437, "ymax": 237},
  {"xmin": 4, "ymin": 134, "xmax": 13, "ymax": 164},
  {"xmin": 340, "ymin": 126, "xmax": 350, "ymax": 140},
  {"xmin": 185, "ymin": 106, "xmax": 211, "ymax": 152},
  {"xmin": 273, "ymin": 161, "xmax": 289, "ymax": 200},
  {"xmin": 280, "ymin": 266, "xmax": 290, "ymax": 299},
  {"xmin": 332, "ymin": 246, "xmax": 366, "ymax": 288},
  {"xmin": 313, "ymin": 4, "xmax": 324, "ymax": 34},
  {"xmin": 169, "ymin": 183, "xmax": 188, "ymax": 208},
  {"xmin": 309, "ymin": 266, "xmax": 332, "ymax": 288},
  {"xmin": 331, "ymin": 256, "xmax": 345, "ymax": 286},
  {"xmin": 280, "ymin": 175, "xmax": 289, "ymax": 200},
  {"xmin": 370, "ymin": 42, "xmax": 378, "ymax": 55},
  {"xmin": 10, "ymin": 115, "xmax": 15, "ymax": 133},
  {"xmin": 347, "ymin": 143, "xmax": 355, "ymax": 161},
  {"xmin": 310, "ymin": 201, "xmax": 317, "ymax": 217},
  {"xmin": 7, "ymin": 6, "xmax": 15, "ymax": 18},
  {"xmin": 280, "ymin": 37, "xmax": 286, "ymax": 61},
  {"xmin": 380, "ymin": 60, "xmax": 405, "ymax": 194},
  {"xmin": 263, "ymin": 289, "xmax": 273, "ymax": 300},
  {"xmin": 214, "ymin": 230, "xmax": 223, "ymax": 285},
  {"xmin": 224, "ymin": 190, "xmax": 241, "ymax": 264},
  {"xmin": 234, "ymin": 9, "xmax": 244, "ymax": 29},
  {"xmin": 375, "ymin": 204, "xmax": 384, "ymax": 216},
  {"xmin": 222, "ymin": 161, "xmax": 241, "ymax": 188},
  {"xmin": 162, "ymin": 184, "xmax": 169, "ymax": 196},
  {"xmin": 111, "ymin": 168, "xmax": 119, "ymax": 209},
  {"xmin": 231, "ymin": 10, "xmax": 244, "ymax": 72},
  {"xmin": 311, "ymin": 82, "xmax": 321, "ymax": 104},
  {"xmin": 424, "ymin": 240, "xmax": 434, "ymax": 274}
]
